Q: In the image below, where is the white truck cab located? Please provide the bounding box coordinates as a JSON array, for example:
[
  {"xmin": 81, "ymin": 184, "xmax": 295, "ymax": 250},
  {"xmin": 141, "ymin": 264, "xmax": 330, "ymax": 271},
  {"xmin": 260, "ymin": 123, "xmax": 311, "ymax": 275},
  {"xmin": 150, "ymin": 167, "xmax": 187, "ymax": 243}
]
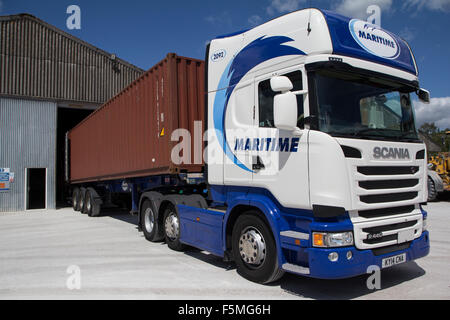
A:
[{"xmin": 196, "ymin": 8, "xmax": 430, "ymax": 282}]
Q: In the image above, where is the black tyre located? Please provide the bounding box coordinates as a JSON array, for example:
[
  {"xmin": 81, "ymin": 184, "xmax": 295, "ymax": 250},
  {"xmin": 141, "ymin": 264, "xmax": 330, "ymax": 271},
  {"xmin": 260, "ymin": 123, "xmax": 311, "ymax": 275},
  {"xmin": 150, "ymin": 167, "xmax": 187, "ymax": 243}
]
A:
[
  {"xmin": 140, "ymin": 199, "xmax": 164, "ymax": 242},
  {"xmin": 232, "ymin": 212, "xmax": 284, "ymax": 284},
  {"xmin": 72, "ymin": 188, "xmax": 80, "ymax": 211},
  {"xmin": 79, "ymin": 187, "xmax": 87, "ymax": 213},
  {"xmin": 85, "ymin": 189, "xmax": 101, "ymax": 217},
  {"xmin": 428, "ymin": 176, "xmax": 437, "ymax": 202},
  {"xmin": 163, "ymin": 204, "xmax": 185, "ymax": 251}
]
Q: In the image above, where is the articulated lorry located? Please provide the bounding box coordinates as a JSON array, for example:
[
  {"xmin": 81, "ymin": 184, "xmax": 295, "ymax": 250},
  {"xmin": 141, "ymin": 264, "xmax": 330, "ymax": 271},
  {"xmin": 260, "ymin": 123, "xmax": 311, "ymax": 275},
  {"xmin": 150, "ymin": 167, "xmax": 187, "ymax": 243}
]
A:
[{"xmin": 67, "ymin": 9, "xmax": 431, "ymax": 283}]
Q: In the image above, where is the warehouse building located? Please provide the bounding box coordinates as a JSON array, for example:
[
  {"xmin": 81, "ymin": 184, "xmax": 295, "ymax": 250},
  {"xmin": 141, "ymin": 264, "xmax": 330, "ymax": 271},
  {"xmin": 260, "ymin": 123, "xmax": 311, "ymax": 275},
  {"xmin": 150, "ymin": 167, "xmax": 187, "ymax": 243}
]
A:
[{"xmin": 0, "ymin": 13, "xmax": 144, "ymax": 212}]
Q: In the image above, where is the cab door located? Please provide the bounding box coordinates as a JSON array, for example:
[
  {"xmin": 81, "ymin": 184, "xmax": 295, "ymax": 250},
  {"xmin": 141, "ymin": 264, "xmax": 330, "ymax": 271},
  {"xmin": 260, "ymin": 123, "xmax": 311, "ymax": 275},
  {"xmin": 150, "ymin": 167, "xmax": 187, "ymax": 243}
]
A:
[
  {"xmin": 252, "ymin": 65, "xmax": 310, "ymax": 209},
  {"xmin": 222, "ymin": 79, "xmax": 255, "ymax": 186}
]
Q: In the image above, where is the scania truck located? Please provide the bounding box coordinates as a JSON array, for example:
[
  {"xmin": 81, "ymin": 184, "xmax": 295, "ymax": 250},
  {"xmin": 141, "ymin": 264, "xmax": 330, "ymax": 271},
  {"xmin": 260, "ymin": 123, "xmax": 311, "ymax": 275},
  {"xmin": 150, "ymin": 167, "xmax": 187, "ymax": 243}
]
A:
[{"xmin": 68, "ymin": 9, "xmax": 431, "ymax": 284}]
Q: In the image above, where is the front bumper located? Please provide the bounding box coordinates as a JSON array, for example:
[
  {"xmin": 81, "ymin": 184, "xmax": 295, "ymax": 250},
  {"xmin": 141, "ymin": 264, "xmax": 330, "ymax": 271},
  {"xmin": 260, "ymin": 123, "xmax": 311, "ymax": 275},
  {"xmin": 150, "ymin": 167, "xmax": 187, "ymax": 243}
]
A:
[{"xmin": 286, "ymin": 231, "xmax": 430, "ymax": 279}]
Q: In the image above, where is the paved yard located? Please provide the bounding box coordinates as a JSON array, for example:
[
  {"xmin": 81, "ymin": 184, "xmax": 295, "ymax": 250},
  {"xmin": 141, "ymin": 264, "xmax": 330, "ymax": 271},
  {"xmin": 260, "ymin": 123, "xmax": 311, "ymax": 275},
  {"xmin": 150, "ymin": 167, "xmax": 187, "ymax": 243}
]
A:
[{"xmin": 0, "ymin": 201, "xmax": 449, "ymax": 300}]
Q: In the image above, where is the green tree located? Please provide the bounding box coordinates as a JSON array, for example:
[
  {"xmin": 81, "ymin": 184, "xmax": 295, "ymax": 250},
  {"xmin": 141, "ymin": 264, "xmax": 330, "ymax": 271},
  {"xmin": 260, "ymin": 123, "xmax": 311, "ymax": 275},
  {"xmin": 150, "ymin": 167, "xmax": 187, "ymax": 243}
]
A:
[
  {"xmin": 420, "ymin": 123, "xmax": 450, "ymax": 152},
  {"xmin": 420, "ymin": 122, "xmax": 439, "ymax": 136}
]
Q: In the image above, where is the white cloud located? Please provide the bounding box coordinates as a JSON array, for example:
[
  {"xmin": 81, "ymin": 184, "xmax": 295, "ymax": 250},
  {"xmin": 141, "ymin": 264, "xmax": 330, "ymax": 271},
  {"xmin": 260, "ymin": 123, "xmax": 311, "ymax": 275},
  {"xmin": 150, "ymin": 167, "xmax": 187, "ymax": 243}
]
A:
[
  {"xmin": 399, "ymin": 26, "xmax": 415, "ymax": 42},
  {"xmin": 248, "ymin": 15, "xmax": 263, "ymax": 27},
  {"xmin": 205, "ymin": 12, "xmax": 233, "ymax": 27},
  {"xmin": 414, "ymin": 97, "xmax": 450, "ymax": 130},
  {"xmin": 334, "ymin": 0, "xmax": 393, "ymax": 20},
  {"xmin": 266, "ymin": 0, "xmax": 306, "ymax": 16},
  {"xmin": 403, "ymin": 0, "xmax": 450, "ymax": 12}
]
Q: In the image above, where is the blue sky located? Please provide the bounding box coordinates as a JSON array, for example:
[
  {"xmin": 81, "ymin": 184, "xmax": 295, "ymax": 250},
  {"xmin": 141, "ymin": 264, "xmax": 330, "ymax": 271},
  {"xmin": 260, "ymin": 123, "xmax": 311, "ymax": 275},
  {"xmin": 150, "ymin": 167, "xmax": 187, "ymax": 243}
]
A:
[{"xmin": 1, "ymin": 0, "xmax": 449, "ymax": 128}]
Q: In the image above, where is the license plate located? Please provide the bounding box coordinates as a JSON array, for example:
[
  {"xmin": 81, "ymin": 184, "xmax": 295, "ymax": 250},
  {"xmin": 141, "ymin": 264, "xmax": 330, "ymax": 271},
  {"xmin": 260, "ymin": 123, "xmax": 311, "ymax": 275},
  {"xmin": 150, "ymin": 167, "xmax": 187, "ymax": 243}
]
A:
[{"xmin": 382, "ymin": 253, "xmax": 406, "ymax": 268}]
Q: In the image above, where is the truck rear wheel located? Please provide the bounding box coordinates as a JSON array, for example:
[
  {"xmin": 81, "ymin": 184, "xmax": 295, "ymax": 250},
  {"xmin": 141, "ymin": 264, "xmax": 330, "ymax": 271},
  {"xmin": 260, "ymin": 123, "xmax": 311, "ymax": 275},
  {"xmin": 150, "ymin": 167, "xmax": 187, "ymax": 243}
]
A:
[
  {"xmin": 163, "ymin": 204, "xmax": 185, "ymax": 251},
  {"xmin": 141, "ymin": 199, "xmax": 163, "ymax": 242},
  {"xmin": 232, "ymin": 212, "xmax": 284, "ymax": 284},
  {"xmin": 72, "ymin": 188, "xmax": 80, "ymax": 211}
]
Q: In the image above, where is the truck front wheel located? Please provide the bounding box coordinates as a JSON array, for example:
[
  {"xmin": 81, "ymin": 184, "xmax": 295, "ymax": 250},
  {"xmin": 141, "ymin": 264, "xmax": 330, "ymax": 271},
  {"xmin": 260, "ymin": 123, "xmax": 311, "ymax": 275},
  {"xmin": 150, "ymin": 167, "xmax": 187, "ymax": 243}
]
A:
[{"xmin": 232, "ymin": 212, "xmax": 284, "ymax": 284}]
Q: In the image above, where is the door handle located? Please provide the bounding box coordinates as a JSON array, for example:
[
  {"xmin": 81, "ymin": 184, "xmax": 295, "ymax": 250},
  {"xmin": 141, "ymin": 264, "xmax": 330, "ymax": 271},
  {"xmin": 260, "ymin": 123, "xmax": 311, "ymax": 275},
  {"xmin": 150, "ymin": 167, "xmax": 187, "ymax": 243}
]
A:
[{"xmin": 252, "ymin": 156, "xmax": 265, "ymax": 171}]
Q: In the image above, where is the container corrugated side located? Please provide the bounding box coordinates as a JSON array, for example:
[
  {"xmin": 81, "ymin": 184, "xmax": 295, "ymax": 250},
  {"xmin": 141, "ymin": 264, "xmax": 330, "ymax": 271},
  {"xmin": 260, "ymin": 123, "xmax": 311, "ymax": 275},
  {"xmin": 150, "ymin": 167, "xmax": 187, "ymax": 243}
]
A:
[{"xmin": 69, "ymin": 54, "xmax": 205, "ymax": 183}]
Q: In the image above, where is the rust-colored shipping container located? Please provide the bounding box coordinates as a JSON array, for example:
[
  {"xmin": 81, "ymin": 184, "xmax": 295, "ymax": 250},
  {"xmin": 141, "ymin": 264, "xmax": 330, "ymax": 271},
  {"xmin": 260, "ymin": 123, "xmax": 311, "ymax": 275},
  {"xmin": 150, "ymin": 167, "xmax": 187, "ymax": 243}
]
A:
[{"xmin": 68, "ymin": 53, "xmax": 205, "ymax": 183}]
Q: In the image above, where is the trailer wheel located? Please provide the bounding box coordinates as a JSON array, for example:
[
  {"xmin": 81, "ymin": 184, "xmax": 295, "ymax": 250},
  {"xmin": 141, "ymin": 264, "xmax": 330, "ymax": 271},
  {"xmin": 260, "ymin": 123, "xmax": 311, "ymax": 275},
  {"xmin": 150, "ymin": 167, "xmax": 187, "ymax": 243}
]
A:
[
  {"xmin": 231, "ymin": 212, "xmax": 284, "ymax": 284},
  {"xmin": 163, "ymin": 204, "xmax": 185, "ymax": 251},
  {"xmin": 75, "ymin": 188, "xmax": 86, "ymax": 212},
  {"xmin": 78, "ymin": 187, "xmax": 87, "ymax": 213},
  {"xmin": 85, "ymin": 189, "xmax": 101, "ymax": 217},
  {"xmin": 72, "ymin": 188, "xmax": 80, "ymax": 212},
  {"xmin": 140, "ymin": 199, "xmax": 163, "ymax": 242},
  {"xmin": 427, "ymin": 176, "xmax": 437, "ymax": 202}
]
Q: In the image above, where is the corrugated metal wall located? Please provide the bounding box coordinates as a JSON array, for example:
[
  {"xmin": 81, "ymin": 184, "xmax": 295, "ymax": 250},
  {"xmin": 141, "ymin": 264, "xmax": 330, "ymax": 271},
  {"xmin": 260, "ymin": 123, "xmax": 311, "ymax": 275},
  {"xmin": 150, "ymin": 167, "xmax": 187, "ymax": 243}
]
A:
[
  {"xmin": 0, "ymin": 14, "xmax": 144, "ymax": 104},
  {"xmin": 0, "ymin": 97, "xmax": 57, "ymax": 212}
]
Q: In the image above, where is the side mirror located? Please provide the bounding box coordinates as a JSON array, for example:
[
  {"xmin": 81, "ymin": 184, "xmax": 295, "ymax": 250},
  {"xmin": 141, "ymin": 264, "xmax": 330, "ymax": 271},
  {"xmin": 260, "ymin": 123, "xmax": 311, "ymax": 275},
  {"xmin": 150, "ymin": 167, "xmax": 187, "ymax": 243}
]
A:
[
  {"xmin": 274, "ymin": 92, "xmax": 297, "ymax": 131},
  {"xmin": 418, "ymin": 88, "xmax": 430, "ymax": 104},
  {"xmin": 270, "ymin": 76, "xmax": 293, "ymax": 93}
]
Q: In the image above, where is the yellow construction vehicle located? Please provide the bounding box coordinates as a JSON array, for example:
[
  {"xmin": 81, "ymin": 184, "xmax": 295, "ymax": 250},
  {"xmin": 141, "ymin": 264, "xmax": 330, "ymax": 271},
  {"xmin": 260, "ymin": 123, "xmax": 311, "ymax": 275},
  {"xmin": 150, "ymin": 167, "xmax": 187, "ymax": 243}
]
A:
[
  {"xmin": 429, "ymin": 153, "xmax": 450, "ymax": 188},
  {"xmin": 427, "ymin": 131, "xmax": 450, "ymax": 201}
]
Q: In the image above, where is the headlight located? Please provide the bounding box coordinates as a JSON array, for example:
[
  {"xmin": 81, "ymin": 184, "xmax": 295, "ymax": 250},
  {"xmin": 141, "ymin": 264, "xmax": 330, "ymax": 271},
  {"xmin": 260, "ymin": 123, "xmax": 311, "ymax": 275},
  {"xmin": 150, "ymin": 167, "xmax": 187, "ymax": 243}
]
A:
[
  {"xmin": 313, "ymin": 231, "xmax": 354, "ymax": 248},
  {"xmin": 422, "ymin": 217, "xmax": 427, "ymax": 231}
]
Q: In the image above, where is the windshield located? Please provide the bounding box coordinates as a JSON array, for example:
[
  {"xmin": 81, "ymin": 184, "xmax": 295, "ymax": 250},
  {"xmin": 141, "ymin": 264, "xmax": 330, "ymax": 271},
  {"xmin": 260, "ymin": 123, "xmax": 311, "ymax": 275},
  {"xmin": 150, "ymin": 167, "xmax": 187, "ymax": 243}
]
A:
[{"xmin": 310, "ymin": 69, "xmax": 420, "ymax": 142}]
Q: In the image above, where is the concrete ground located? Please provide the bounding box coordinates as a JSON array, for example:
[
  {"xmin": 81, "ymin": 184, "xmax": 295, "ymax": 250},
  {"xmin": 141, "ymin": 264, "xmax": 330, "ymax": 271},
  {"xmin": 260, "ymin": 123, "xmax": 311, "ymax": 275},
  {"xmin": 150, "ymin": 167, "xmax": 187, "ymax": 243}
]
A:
[{"xmin": 0, "ymin": 201, "xmax": 449, "ymax": 300}]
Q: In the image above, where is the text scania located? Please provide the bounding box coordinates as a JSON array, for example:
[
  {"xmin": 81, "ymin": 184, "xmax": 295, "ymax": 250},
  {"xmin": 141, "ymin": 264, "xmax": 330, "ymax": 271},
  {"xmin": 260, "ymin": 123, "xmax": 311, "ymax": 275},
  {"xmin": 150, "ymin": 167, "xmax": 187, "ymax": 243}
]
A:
[
  {"xmin": 235, "ymin": 137, "xmax": 300, "ymax": 152},
  {"xmin": 373, "ymin": 147, "xmax": 410, "ymax": 160},
  {"xmin": 358, "ymin": 30, "xmax": 395, "ymax": 48}
]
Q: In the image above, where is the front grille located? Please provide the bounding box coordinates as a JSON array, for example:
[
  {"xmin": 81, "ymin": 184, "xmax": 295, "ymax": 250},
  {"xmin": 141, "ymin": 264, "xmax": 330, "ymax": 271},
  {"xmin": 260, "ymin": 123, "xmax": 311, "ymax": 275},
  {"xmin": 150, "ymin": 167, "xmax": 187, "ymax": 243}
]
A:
[
  {"xmin": 357, "ymin": 166, "xmax": 419, "ymax": 175},
  {"xmin": 353, "ymin": 216, "xmax": 422, "ymax": 249},
  {"xmin": 360, "ymin": 192, "xmax": 418, "ymax": 204},
  {"xmin": 351, "ymin": 159, "xmax": 424, "ymax": 249},
  {"xmin": 363, "ymin": 220, "xmax": 417, "ymax": 234},
  {"xmin": 356, "ymin": 165, "xmax": 421, "ymax": 205},
  {"xmin": 358, "ymin": 205, "xmax": 415, "ymax": 218},
  {"xmin": 364, "ymin": 234, "xmax": 397, "ymax": 244},
  {"xmin": 359, "ymin": 179, "xmax": 419, "ymax": 190}
]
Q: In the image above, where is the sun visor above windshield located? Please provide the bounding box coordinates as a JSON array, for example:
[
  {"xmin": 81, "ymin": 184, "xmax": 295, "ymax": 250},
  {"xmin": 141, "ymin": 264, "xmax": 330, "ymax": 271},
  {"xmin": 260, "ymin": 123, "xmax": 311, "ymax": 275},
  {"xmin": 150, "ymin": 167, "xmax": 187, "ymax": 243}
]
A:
[{"xmin": 320, "ymin": 10, "xmax": 418, "ymax": 76}]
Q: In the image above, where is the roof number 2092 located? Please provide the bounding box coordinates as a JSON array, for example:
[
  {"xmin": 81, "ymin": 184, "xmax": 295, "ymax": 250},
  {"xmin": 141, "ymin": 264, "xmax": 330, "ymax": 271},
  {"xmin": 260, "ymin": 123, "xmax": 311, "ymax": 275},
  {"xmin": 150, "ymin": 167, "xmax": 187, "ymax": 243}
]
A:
[{"xmin": 211, "ymin": 49, "xmax": 226, "ymax": 62}]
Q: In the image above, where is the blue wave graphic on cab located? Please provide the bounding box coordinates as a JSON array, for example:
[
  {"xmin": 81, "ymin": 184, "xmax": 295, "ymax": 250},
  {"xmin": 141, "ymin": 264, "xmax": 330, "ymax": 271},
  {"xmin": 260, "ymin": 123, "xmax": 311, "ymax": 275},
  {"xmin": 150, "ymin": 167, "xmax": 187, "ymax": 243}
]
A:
[{"xmin": 213, "ymin": 36, "xmax": 305, "ymax": 172}]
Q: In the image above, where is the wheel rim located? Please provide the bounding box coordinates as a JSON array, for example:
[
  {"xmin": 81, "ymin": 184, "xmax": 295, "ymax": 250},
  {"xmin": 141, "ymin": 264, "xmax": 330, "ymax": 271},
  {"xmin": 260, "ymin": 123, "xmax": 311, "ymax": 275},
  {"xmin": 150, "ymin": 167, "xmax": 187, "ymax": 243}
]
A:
[
  {"xmin": 164, "ymin": 211, "xmax": 179, "ymax": 241},
  {"xmin": 239, "ymin": 227, "xmax": 266, "ymax": 268},
  {"xmin": 144, "ymin": 207, "xmax": 155, "ymax": 233},
  {"xmin": 79, "ymin": 193, "xmax": 84, "ymax": 209}
]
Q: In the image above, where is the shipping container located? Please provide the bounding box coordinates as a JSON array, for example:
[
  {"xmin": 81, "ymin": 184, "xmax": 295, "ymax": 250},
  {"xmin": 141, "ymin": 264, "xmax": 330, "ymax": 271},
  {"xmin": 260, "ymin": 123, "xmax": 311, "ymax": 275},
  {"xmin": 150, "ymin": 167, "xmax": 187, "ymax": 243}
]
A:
[{"xmin": 68, "ymin": 53, "xmax": 205, "ymax": 183}]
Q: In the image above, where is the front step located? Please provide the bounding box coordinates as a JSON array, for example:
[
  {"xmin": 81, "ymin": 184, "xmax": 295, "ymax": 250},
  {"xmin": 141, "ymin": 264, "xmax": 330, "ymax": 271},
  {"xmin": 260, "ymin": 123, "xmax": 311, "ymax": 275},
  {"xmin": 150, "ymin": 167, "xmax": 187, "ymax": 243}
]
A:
[{"xmin": 282, "ymin": 263, "xmax": 310, "ymax": 275}]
